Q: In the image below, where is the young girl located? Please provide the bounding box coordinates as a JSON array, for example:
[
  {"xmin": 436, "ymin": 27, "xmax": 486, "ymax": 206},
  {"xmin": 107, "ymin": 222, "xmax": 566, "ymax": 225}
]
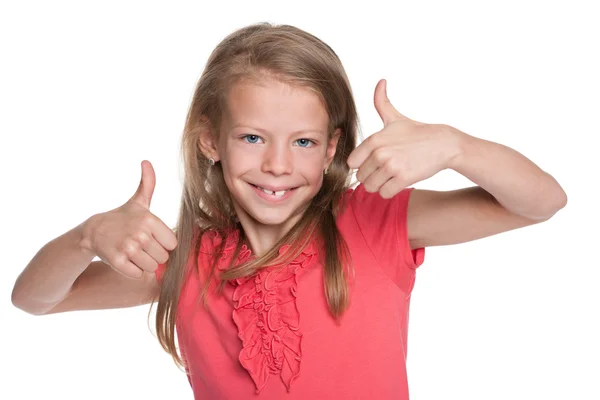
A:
[{"xmin": 12, "ymin": 23, "xmax": 567, "ymax": 399}]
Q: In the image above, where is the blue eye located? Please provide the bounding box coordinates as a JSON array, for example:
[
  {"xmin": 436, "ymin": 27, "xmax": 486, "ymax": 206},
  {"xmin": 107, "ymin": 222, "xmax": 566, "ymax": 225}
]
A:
[
  {"xmin": 243, "ymin": 135, "xmax": 262, "ymax": 144},
  {"xmin": 295, "ymin": 138, "xmax": 314, "ymax": 147}
]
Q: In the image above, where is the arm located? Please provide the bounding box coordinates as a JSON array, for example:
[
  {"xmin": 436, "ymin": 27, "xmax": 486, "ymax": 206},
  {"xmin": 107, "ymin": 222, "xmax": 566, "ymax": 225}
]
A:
[
  {"xmin": 12, "ymin": 161, "xmax": 176, "ymax": 315},
  {"xmin": 11, "ymin": 218, "xmax": 159, "ymax": 316},
  {"xmin": 407, "ymin": 127, "xmax": 567, "ymax": 249},
  {"xmin": 347, "ymin": 79, "xmax": 567, "ymax": 250},
  {"xmin": 12, "ymin": 221, "xmax": 96, "ymax": 314}
]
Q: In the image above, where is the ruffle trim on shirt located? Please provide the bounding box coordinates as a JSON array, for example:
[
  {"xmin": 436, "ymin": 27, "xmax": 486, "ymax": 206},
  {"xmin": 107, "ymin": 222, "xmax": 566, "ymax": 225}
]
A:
[{"xmin": 208, "ymin": 230, "xmax": 318, "ymax": 393}]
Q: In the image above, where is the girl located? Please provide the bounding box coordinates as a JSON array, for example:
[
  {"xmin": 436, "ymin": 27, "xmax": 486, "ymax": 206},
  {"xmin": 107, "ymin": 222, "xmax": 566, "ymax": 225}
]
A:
[{"xmin": 12, "ymin": 23, "xmax": 567, "ymax": 399}]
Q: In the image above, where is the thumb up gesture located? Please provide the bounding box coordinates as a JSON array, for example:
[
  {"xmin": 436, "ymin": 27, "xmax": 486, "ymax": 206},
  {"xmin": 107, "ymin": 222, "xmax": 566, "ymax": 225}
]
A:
[
  {"xmin": 81, "ymin": 160, "xmax": 178, "ymax": 279},
  {"xmin": 347, "ymin": 79, "xmax": 460, "ymax": 198}
]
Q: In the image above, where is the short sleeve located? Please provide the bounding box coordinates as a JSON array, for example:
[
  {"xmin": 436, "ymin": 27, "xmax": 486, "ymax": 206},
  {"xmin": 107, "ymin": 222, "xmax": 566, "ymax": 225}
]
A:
[{"xmin": 349, "ymin": 184, "xmax": 425, "ymax": 294}]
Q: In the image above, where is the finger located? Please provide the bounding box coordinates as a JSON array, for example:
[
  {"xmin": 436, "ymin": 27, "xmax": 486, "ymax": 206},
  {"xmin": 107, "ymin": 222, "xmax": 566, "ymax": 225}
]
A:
[
  {"xmin": 113, "ymin": 259, "xmax": 145, "ymax": 280},
  {"xmin": 130, "ymin": 160, "xmax": 156, "ymax": 209},
  {"xmin": 142, "ymin": 235, "xmax": 171, "ymax": 265},
  {"xmin": 374, "ymin": 79, "xmax": 409, "ymax": 126},
  {"xmin": 355, "ymin": 150, "xmax": 385, "ymax": 183},
  {"xmin": 362, "ymin": 164, "xmax": 393, "ymax": 194},
  {"xmin": 151, "ymin": 218, "xmax": 178, "ymax": 252},
  {"xmin": 129, "ymin": 249, "xmax": 160, "ymax": 273},
  {"xmin": 118, "ymin": 237, "xmax": 156, "ymax": 275},
  {"xmin": 347, "ymin": 134, "xmax": 379, "ymax": 169},
  {"xmin": 379, "ymin": 176, "xmax": 406, "ymax": 199},
  {"xmin": 129, "ymin": 228, "xmax": 170, "ymax": 265}
]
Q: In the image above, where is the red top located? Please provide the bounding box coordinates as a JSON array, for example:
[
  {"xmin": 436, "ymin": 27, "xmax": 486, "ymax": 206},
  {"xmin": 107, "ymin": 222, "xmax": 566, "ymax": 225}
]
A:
[{"xmin": 156, "ymin": 184, "xmax": 425, "ymax": 399}]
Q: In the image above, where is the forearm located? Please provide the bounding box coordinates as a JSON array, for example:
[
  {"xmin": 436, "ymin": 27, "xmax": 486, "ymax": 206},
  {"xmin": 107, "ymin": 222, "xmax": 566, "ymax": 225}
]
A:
[
  {"xmin": 446, "ymin": 126, "xmax": 567, "ymax": 220},
  {"xmin": 11, "ymin": 218, "xmax": 97, "ymax": 314}
]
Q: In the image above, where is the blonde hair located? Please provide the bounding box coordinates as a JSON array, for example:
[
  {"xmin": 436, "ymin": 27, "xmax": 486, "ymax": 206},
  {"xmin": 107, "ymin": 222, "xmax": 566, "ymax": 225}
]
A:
[{"xmin": 153, "ymin": 22, "xmax": 360, "ymax": 370}]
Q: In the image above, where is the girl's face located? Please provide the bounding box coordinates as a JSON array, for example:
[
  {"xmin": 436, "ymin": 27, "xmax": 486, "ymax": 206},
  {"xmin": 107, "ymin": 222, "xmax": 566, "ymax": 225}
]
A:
[{"xmin": 216, "ymin": 78, "xmax": 339, "ymax": 230}]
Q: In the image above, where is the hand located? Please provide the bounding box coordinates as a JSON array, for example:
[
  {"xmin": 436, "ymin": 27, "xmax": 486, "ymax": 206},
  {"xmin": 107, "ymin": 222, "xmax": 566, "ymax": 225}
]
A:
[
  {"xmin": 81, "ymin": 160, "xmax": 178, "ymax": 279},
  {"xmin": 347, "ymin": 79, "xmax": 460, "ymax": 198}
]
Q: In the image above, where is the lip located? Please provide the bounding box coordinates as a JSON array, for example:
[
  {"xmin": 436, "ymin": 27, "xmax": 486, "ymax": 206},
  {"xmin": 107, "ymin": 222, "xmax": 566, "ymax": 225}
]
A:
[
  {"xmin": 249, "ymin": 182, "xmax": 297, "ymax": 203},
  {"xmin": 249, "ymin": 183, "xmax": 297, "ymax": 192}
]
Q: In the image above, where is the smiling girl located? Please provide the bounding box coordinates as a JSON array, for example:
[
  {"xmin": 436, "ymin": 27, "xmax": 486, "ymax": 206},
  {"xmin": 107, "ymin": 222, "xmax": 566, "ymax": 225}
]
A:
[{"xmin": 12, "ymin": 22, "xmax": 566, "ymax": 399}]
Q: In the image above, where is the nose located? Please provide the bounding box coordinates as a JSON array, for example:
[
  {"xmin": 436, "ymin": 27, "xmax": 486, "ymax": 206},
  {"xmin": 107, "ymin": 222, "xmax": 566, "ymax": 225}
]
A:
[{"xmin": 261, "ymin": 143, "xmax": 293, "ymax": 176}]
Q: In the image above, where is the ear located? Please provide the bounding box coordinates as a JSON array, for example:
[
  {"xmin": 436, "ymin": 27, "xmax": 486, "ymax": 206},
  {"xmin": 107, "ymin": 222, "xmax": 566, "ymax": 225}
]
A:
[
  {"xmin": 197, "ymin": 116, "xmax": 220, "ymax": 162},
  {"xmin": 325, "ymin": 128, "xmax": 341, "ymax": 168}
]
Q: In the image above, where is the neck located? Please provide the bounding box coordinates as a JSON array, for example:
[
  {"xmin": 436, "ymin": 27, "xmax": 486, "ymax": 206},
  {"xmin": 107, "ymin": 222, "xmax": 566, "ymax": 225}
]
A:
[
  {"xmin": 236, "ymin": 217, "xmax": 299, "ymax": 257},
  {"xmin": 233, "ymin": 206, "xmax": 307, "ymax": 257}
]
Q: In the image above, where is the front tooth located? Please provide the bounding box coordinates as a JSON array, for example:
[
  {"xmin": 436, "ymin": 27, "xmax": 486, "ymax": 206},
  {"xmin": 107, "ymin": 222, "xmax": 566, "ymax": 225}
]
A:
[
  {"xmin": 275, "ymin": 190, "xmax": 286, "ymax": 196},
  {"xmin": 261, "ymin": 187, "xmax": 274, "ymax": 195}
]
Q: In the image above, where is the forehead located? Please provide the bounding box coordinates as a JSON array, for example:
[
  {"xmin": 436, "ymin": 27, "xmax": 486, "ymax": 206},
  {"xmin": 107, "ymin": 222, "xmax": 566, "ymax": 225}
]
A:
[{"xmin": 224, "ymin": 78, "xmax": 329, "ymax": 134}]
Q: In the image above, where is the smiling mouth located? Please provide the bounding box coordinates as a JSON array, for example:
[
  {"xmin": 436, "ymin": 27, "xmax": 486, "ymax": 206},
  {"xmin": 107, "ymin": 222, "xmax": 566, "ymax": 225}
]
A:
[{"xmin": 249, "ymin": 183, "xmax": 297, "ymax": 197}]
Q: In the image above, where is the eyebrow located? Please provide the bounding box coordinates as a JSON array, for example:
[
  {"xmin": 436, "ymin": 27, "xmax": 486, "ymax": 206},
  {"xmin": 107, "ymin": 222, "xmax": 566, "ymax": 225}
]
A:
[{"xmin": 230, "ymin": 124, "xmax": 326, "ymax": 136}]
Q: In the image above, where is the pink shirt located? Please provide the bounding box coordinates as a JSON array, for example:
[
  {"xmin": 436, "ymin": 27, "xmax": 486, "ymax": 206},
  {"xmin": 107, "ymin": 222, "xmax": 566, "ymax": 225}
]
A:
[{"xmin": 156, "ymin": 184, "xmax": 425, "ymax": 399}]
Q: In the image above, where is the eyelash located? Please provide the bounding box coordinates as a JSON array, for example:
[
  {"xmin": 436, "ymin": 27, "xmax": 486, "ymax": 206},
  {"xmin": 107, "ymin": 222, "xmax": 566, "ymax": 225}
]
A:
[{"xmin": 241, "ymin": 135, "xmax": 316, "ymax": 147}]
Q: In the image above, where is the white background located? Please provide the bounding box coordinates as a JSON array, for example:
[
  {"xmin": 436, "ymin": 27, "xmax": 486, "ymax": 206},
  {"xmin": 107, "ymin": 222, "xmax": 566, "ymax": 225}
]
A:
[{"xmin": 1, "ymin": 1, "xmax": 598, "ymax": 399}]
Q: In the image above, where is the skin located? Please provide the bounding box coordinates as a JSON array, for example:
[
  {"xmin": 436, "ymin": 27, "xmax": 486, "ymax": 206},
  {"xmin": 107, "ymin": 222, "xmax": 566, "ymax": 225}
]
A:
[
  {"xmin": 348, "ymin": 79, "xmax": 567, "ymax": 249},
  {"xmin": 200, "ymin": 77, "xmax": 568, "ymax": 256},
  {"xmin": 10, "ymin": 77, "xmax": 567, "ymax": 316},
  {"xmin": 200, "ymin": 77, "xmax": 339, "ymax": 256}
]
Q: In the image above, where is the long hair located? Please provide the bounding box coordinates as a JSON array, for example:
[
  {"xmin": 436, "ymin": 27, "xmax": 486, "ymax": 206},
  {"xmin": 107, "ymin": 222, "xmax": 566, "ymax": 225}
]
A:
[{"xmin": 153, "ymin": 22, "xmax": 360, "ymax": 370}]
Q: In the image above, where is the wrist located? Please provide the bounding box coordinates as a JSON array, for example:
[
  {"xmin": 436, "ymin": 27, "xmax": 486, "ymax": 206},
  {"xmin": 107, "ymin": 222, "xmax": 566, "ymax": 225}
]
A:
[
  {"xmin": 443, "ymin": 125, "xmax": 470, "ymax": 171},
  {"xmin": 77, "ymin": 215, "xmax": 99, "ymax": 258}
]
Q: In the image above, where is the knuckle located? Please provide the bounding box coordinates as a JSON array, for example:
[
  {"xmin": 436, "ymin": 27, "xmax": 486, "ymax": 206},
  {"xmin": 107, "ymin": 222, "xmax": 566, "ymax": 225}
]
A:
[
  {"xmin": 366, "ymin": 134, "xmax": 380, "ymax": 148},
  {"xmin": 381, "ymin": 162, "xmax": 391, "ymax": 174},
  {"xmin": 122, "ymin": 238, "xmax": 141, "ymax": 257},
  {"xmin": 133, "ymin": 230, "xmax": 150, "ymax": 246},
  {"xmin": 141, "ymin": 214, "xmax": 155, "ymax": 227},
  {"xmin": 110, "ymin": 253, "xmax": 128, "ymax": 270},
  {"xmin": 383, "ymin": 161, "xmax": 397, "ymax": 174},
  {"xmin": 373, "ymin": 148, "xmax": 387, "ymax": 163}
]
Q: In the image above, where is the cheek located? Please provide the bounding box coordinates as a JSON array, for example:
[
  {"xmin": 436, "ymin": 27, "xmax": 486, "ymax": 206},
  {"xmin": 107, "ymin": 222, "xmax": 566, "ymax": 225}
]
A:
[
  {"xmin": 295, "ymin": 151, "xmax": 325, "ymax": 181},
  {"xmin": 222, "ymin": 145, "xmax": 260, "ymax": 174}
]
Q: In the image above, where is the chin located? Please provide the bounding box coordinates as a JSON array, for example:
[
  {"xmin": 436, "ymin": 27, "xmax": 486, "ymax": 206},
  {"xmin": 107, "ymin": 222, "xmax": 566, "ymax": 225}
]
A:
[{"xmin": 245, "ymin": 208, "xmax": 296, "ymax": 227}]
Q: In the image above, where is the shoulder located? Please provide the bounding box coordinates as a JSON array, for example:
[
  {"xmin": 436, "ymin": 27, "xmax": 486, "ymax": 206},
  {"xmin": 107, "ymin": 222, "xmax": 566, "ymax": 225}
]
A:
[
  {"xmin": 337, "ymin": 185, "xmax": 424, "ymax": 291},
  {"xmin": 336, "ymin": 183, "xmax": 417, "ymax": 253},
  {"xmin": 338, "ymin": 183, "xmax": 415, "ymax": 222}
]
